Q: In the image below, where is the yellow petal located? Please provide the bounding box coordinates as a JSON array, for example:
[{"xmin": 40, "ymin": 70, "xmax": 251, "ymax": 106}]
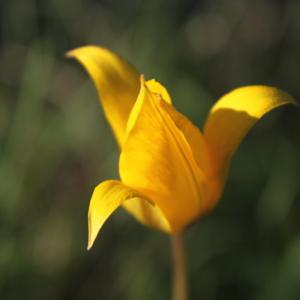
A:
[
  {"xmin": 88, "ymin": 180, "xmax": 150, "ymax": 249},
  {"xmin": 161, "ymin": 97, "xmax": 219, "ymax": 207},
  {"xmin": 67, "ymin": 46, "xmax": 140, "ymax": 146},
  {"xmin": 122, "ymin": 198, "xmax": 171, "ymax": 233},
  {"xmin": 204, "ymin": 86, "xmax": 295, "ymax": 193},
  {"xmin": 161, "ymin": 98, "xmax": 212, "ymax": 179},
  {"xmin": 119, "ymin": 79, "xmax": 211, "ymax": 232},
  {"xmin": 146, "ymin": 79, "xmax": 172, "ymax": 104}
]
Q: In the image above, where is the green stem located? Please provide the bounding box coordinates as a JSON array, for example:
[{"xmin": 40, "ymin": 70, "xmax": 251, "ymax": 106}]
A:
[{"xmin": 171, "ymin": 232, "xmax": 188, "ymax": 300}]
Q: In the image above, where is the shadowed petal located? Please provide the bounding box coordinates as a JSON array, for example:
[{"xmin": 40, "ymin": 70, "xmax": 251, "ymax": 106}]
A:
[
  {"xmin": 67, "ymin": 46, "xmax": 140, "ymax": 146},
  {"xmin": 122, "ymin": 197, "xmax": 171, "ymax": 234},
  {"xmin": 204, "ymin": 86, "xmax": 295, "ymax": 195}
]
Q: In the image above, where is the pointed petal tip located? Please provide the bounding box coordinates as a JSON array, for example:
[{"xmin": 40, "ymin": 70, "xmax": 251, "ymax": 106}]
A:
[
  {"xmin": 140, "ymin": 74, "xmax": 145, "ymax": 85},
  {"xmin": 65, "ymin": 50, "xmax": 74, "ymax": 59},
  {"xmin": 145, "ymin": 78, "xmax": 173, "ymax": 104},
  {"xmin": 65, "ymin": 47, "xmax": 82, "ymax": 59},
  {"xmin": 87, "ymin": 214, "xmax": 95, "ymax": 250},
  {"xmin": 65, "ymin": 45, "xmax": 97, "ymax": 59},
  {"xmin": 86, "ymin": 240, "xmax": 93, "ymax": 251}
]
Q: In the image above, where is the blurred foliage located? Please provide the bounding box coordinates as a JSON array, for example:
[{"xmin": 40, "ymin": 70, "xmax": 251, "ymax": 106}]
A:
[{"xmin": 0, "ymin": 0, "xmax": 300, "ymax": 299}]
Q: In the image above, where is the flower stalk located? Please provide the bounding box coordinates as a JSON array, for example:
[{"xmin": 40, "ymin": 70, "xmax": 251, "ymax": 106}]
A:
[{"xmin": 172, "ymin": 232, "xmax": 188, "ymax": 300}]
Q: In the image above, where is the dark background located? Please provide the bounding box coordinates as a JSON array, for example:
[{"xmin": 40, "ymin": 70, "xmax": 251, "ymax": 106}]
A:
[{"xmin": 0, "ymin": 0, "xmax": 300, "ymax": 299}]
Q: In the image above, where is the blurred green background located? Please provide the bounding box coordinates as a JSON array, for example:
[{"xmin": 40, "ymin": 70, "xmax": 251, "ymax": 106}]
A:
[{"xmin": 0, "ymin": 0, "xmax": 300, "ymax": 299}]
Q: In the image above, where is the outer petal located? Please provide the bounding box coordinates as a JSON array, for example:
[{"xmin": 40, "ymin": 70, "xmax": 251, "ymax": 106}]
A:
[
  {"xmin": 204, "ymin": 86, "xmax": 295, "ymax": 193},
  {"xmin": 87, "ymin": 180, "xmax": 153, "ymax": 249},
  {"xmin": 120, "ymin": 79, "xmax": 212, "ymax": 232},
  {"xmin": 67, "ymin": 46, "xmax": 140, "ymax": 146}
]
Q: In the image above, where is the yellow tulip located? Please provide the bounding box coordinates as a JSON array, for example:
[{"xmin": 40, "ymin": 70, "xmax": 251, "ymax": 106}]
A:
[{"xmin": 67, "ymin": 46, "xmax": 295, "ymax": 250}]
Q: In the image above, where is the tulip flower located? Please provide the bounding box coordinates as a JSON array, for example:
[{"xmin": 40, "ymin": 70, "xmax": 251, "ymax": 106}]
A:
[{"xmin": 67, "ymin": 46, "xmax": 294, "ymax": 251}]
